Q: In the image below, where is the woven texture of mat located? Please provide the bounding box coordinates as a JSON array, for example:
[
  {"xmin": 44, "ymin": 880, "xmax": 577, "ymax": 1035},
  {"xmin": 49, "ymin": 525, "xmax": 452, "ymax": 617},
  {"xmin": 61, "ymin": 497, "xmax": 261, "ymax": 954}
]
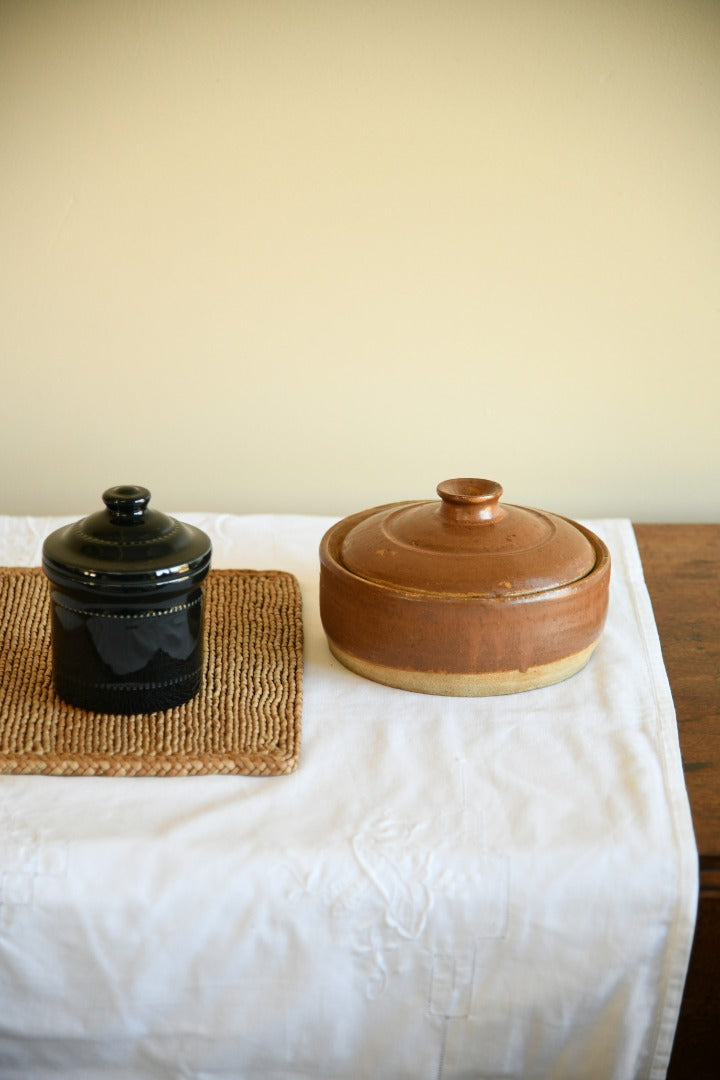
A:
[{"xmin": 0, "ymin": 567, "xmax": 302, "ymax": 777}]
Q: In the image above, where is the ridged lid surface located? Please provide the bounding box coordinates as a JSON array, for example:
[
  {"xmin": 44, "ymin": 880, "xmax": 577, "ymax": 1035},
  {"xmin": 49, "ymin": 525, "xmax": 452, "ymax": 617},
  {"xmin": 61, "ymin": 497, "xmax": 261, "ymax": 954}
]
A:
[
  {"xmin": 338, "ymin": 478, "xmax": 596, "ymax": 597},
  {"xmin": 42, "ymin": 485, "xmax": 211, "ymax": 591}
]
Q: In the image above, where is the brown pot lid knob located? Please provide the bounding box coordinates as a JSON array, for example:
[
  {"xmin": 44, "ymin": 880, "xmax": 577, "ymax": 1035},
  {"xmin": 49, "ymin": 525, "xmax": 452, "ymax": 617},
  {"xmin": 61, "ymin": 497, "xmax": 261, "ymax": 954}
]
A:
[
  {"xmin": 102, "ymin": 485, "xmax": 151, "ymax": 526},
  {"xmin": 436, "ymin": 478, "xmax": 507, "ymax": 525}
]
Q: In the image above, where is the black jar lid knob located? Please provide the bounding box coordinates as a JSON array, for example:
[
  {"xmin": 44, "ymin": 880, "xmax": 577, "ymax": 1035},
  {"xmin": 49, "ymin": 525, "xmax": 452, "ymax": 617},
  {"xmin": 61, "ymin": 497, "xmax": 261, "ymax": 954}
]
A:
[{"xmin": 102, "ymin": 485, "xmax": 151, "ymax": 526}]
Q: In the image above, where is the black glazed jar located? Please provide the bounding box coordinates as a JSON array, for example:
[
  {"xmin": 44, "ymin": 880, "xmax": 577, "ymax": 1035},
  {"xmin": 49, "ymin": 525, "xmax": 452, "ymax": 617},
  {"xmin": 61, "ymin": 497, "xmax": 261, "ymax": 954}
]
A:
[{"xmin": 42, "ymin": 485, "xmax": 212, "ymax": 714}]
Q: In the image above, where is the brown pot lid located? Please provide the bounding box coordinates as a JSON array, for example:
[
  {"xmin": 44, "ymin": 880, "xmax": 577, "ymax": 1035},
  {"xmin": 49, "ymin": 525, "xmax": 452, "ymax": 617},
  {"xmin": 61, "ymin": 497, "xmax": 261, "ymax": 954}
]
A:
[{"xmin": 338, "ymin": 478, "xmax": 597, "ymax": 597}]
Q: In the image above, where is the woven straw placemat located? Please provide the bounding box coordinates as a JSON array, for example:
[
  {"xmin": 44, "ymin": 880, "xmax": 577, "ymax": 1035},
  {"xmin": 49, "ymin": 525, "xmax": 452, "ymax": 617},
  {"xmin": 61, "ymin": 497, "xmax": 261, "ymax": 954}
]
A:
[{"xmin": 0, "ymin": 567, "xmax": 302, "ymax": 777}]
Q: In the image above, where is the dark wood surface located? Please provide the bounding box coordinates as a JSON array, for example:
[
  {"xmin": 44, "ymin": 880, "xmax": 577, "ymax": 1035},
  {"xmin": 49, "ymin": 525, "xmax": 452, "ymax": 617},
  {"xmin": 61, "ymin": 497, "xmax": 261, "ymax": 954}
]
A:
[
  {"xmin": 632, "ymin": 525, "xmax": 720, "ymax": 1079},
  {"xmin": 633, "ymin": 526, "xmax": 720, "ymax": 877}
]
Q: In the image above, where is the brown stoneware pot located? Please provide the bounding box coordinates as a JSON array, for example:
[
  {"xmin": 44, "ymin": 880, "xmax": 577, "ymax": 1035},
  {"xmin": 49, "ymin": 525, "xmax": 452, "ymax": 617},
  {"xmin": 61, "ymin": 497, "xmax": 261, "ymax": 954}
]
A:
[{"xmin": 319, "ymin": 478, "xmax": 610, "ymax": 696}]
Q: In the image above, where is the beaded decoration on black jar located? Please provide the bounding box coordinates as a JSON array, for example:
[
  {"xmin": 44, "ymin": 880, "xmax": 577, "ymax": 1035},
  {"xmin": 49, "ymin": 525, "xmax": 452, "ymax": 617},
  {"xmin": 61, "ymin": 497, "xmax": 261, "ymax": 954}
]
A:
[{"xmin": 42, "ymin": 486, "xmax": 212, "ymax": 714}]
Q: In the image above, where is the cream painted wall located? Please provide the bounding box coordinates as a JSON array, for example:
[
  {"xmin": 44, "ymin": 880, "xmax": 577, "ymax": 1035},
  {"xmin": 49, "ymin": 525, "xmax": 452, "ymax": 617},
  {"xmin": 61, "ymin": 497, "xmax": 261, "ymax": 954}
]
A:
[{"xmin": 1, "ymin": 0, "xmax": 719, "ymax": 521}]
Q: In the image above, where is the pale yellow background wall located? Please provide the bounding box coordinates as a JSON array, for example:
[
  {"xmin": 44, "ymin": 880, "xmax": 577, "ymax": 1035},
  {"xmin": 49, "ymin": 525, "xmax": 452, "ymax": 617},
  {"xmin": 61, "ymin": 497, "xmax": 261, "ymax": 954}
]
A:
[{"xmin": 1, "ymin": 0, "xmax": 719, "ymax": 521}]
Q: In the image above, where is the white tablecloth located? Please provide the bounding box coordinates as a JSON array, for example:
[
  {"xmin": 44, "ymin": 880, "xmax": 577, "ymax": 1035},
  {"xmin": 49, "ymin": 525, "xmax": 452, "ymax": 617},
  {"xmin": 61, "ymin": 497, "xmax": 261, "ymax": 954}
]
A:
[{"xmin": 0, "ymin": 515, "xmax": 697, "ymax": 1080}]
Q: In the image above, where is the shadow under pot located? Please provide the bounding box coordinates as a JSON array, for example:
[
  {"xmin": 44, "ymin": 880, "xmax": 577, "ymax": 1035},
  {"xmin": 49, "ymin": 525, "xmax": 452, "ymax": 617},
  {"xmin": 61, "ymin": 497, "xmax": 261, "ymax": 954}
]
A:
[{"xmin": 42, "ymin": 485, "xmax": 212, "ymax": 714}]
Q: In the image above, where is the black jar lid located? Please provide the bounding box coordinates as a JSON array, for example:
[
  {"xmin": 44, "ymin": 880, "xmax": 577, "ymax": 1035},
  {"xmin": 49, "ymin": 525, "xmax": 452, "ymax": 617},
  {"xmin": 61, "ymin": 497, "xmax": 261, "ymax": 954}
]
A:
[{"xmin": 42, "ymin": 485, "xmax": 212, "ymax": 592}]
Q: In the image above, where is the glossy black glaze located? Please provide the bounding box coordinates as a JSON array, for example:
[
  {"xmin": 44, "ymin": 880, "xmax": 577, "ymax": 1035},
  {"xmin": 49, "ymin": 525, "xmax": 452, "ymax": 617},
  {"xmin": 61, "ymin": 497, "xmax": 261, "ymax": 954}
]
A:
[
  {"xmin": 42, "ymin": 486, "xmax": 212, "ymax": 714},
  {"xmin": 42, "ymin": 485, "xmax": 211, "ymax": 592}
]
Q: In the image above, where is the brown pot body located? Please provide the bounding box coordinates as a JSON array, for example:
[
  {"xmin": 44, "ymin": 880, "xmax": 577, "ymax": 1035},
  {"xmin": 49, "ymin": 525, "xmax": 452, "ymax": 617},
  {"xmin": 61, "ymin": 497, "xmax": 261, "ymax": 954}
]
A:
[{"xmin": 319, "ymin": 503, "xmax": 610, "ymax": 696}]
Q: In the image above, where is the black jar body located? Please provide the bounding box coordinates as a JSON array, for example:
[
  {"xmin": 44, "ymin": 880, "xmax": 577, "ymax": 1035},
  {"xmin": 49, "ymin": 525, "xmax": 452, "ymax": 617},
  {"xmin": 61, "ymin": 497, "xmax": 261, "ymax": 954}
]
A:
[
  {"xmin": 47, "ymin": 578, "xmax": 206, "ymax": 714},
  {"xmin": 42, "ymin": 486, "xmax": 212, "ymax": 715}
]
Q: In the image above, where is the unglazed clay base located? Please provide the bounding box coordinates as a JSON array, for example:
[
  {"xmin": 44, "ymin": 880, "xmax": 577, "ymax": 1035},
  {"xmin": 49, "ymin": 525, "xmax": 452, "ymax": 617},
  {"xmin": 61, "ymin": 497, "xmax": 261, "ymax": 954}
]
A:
[{"xmin": 327, "ymin": 638, "xmax": 600, "ymax": 697}]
